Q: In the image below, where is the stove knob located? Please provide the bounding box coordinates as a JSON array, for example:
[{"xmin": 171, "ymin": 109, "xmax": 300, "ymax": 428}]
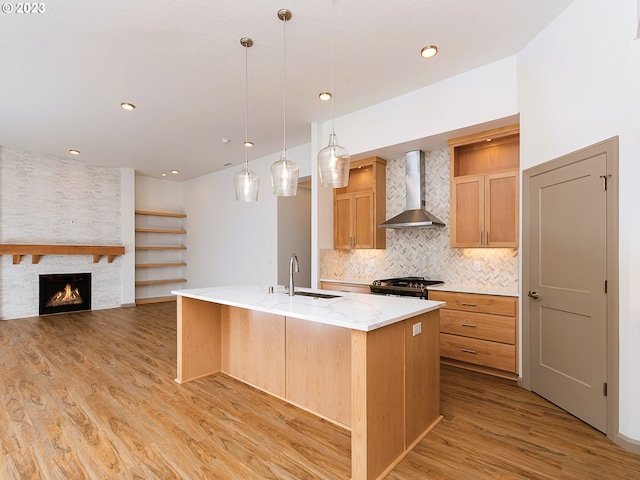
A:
[{"xmin": 373, "ymin": 280, "xmax": 381, "ymax": 286}]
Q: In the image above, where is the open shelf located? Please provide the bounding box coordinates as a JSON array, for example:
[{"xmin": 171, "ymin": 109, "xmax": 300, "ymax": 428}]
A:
[
  {"xmin": 135, "ymin": 228, "xmax": 187, "ymax": 234},
  {"xmin": 135, "ymin": 245, "xmax": 186, "ymax": 250},
  {"xmin": 135, "ymin": 262, "xmax": 187, "ymax": 268},
  {"xmin": 135, "ymin": 210, "xmax": 186, "ymax": 218},
  {"xmin": 135, "ymin": 278, "xmax": 187, "ymax": 286},
  {"xmin": 135, "ymin": 210, "xmax": 187, "ymax": 304}
]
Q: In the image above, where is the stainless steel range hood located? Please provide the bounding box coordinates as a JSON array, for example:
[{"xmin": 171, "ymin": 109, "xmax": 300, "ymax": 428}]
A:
[{"xmin": 379, "ymin": 150, "xmax": 445, "ymax": 229}]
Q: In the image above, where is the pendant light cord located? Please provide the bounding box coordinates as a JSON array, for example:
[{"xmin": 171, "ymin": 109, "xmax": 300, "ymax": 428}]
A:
[
  {"xmin": 282, "ymin": 14, "xmax": 287, "ymax": 152},
  {"xmin": 244, "ymin": 41, "xmax": 249, "ymax": 168},
  {"xmin": 331, "ymin": 0, "xmax": 335, "ymax": 136}
]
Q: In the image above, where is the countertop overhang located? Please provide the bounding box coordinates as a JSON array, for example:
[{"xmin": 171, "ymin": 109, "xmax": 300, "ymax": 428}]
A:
[{"xmin": 172, "ymin": 284, "xmax": 444, "ymax": 332}]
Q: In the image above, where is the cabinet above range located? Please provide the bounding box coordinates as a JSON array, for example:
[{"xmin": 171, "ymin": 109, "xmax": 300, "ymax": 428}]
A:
[
  {"xmin": 334, "ymin": 157, "xmax": 386, "ymax": 249},
  {"xmin": 448, "ymin": 124, "xmax": 520, "ymax": 248}
]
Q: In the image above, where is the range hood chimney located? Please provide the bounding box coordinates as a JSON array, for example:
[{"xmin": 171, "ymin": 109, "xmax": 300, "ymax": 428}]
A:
[{"xmin": 379, "ymin": 150, "xmax": 445, "ymax": 229}]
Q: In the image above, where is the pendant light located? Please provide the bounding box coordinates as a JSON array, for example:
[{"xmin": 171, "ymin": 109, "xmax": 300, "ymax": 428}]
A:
[
  {"xmin": 317, "ymin": 0, "xmax": 350, "ymax": 188},
  {"xmin": 270, "ymin": 9, "xmax": 299, "ymax": 197},
  {"xmin": 234, "ymin": 37, "xmax": 260, "ymax": 202}
]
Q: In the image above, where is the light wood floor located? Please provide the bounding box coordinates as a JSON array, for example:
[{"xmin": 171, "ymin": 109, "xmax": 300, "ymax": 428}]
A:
[{"xmin": 1, "ymin": 303, "xmax": 639, "ymax": 479}]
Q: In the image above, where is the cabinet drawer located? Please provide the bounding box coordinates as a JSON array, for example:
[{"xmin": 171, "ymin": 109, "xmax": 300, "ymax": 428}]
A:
[
  {"xmin": 440, "ymin": 333, "xmax": 516, "ymax": 372},
  {"xmin": 440, "ymin": 309, "xmax": 515, "ymax": 344},
  {"xmin": 430, "ymin": 291, "xmax": 516, "ymax": 316}
]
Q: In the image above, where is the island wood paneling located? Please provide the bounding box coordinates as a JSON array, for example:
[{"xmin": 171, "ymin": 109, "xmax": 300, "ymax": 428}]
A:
[
  {"xmin": 221, "ymin": 306, "xmax": 286, "ymax": 397},
  {"xmin": 351, "ymin": 321, "xmax": 406, "ymax": 480},
  {"xmin": 176, "ymin": 296, "xmax": 221, "ymax": 383},
  {"xmin": 404, "ymin": 310, "xmax": 440, "ymax": 446},
  {"xmin": 285, "ymin": 318, "xmax": 351, "ymax": 427}
]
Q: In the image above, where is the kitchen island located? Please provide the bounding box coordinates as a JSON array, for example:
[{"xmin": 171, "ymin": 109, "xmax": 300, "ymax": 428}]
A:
[{"xmin": 172, "ymin": 285, "xmax": 444, "ymax": 480}]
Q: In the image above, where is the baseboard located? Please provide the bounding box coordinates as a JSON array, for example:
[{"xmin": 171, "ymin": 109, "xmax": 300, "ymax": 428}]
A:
[
  {"xmin": 135, "ymin": 296, "xmax": 177, "ymax": 305},
  {"xmin": 616, "ymin": 432, "xmax": 640, "ymax": 455}
]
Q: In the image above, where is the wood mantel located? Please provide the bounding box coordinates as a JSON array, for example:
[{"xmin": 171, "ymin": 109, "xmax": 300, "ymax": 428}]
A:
[{"xmin": 0, "ymin": 244, "xmax": 125, "ymax": 265}]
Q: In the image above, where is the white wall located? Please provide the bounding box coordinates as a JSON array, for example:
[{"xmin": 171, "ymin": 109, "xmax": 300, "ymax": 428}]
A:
[
  {"xmin": 326, "ymin": 56, "xmax": 519, "ymax": 157},
  {"xmin": 518, "ymin": 0, "xmax": 640, "ymax": 441},
  {"xmin": 182, "ymin": 144, "xmax": 311, "ymax": 289}
]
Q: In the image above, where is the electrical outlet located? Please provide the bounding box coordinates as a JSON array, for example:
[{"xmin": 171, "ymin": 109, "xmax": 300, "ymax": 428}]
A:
[
  {"xmin": 474, "ymin": 260, "xmax": 481, "ymax": 271},
  {"xmin": 369, "ymin": 259, "xmax": 376, "ymax": 268},
  {"xmin": 412, "ymin": 322, "xmax": 422, "ymax": 336}
]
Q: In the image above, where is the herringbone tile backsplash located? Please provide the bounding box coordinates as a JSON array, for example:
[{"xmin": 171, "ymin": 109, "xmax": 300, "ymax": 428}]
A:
[{"xmin": 320, "ymin": 148, "xmax": 519, "ymax": 287}]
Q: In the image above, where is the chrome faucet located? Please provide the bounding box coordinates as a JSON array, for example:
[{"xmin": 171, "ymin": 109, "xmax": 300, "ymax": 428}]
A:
[{"xmin": 289, "ymin": 253, "xmax": 299, "ymax": 297}]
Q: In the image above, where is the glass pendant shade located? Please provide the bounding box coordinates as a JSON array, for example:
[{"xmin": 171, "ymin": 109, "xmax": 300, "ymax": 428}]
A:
[
  {"xmin": 234, "ymin": 164, "xmax": 260, "ymax": 202},
  {"xmin": 318, "ymin": 132, "xmax": 350, "ymax": 188},
  {"xmin": 270, "ymin": 148, "xmax": 299, "ymax": 196}
]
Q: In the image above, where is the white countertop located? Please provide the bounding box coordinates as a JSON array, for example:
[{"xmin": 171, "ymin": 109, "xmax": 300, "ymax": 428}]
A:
[{"xmin": 172, "ymin": 284, "xmax": 444, "ymax": 332}]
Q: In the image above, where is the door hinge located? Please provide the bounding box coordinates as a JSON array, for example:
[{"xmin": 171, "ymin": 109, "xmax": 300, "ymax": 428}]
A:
[
  {"xmin": 599, "ymin": 174, "xmax": 611, "ymax": 190},
  {"xmin": 604, "ymin": 280, "xmax": 608, "ymax": 293},
  {"xmin": 603, "ymin": 382, "xmax": 608, "ymax": 396}
]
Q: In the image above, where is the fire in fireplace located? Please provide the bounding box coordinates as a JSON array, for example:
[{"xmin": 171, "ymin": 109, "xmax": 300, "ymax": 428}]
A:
[{"xmin": 39, "ymin": 273, "xmax": 92, "ymax": 315}]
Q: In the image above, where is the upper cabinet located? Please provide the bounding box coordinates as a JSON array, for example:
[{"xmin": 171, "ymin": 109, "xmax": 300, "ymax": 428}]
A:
[
  {"xmin": 448, "ymin": 125, "xmax": 519, "ymax": 248},
  {"xmin": 334, "ymin": 157, "xmax": 387, "ymax": 249}
]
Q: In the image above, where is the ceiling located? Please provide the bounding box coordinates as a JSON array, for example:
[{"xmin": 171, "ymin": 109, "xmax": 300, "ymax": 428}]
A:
[{"xmin": 0, "ymin": 0, "xmax": 574, "ymax": 181}]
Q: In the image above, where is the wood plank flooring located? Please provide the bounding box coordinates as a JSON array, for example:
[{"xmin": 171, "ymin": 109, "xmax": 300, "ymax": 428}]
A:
[{"xmin": 1, "ymin": 302, "xmax": 639, "ymax": 479}]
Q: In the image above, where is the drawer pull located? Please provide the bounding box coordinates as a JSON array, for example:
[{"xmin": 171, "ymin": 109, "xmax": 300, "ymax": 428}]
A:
[
  {"xmin": 460, "ymin": 302, "xmax": 477, "ymax": 307},
  {"xmin": 461, "ymin": 348, "xmax": 477, "ymax": 354},
  {"xmin": 461, "ymin": 323, "xmax": 477, "ymax": 328}
]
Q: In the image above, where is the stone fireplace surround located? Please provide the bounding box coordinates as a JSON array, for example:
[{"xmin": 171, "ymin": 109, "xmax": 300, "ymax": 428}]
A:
[{"xmin": 0, "ymin": 146, "xmax": 130, "ymax": 320}]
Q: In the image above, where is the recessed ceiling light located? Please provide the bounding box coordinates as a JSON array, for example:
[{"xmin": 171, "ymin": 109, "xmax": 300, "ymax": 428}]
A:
[
  {"xmin": 244, "ymin": 141, "xmax": 254, "ymax": 147},
  {"xmin": 319, "ymin": 91, "xmax": 332, "ymax": 101},
  {"xmin": 161, "ymin": 173, "xmax": 167, "ymax": 177},
  {"xmin": 170, "ymin": 169, "xmax": 180, "ymax": 175},
  {"xmin": 420, "ymin": 45, "xmax": 438, "ymax": 58},
  {"xmin": 120, "ymin": 102, "xmax": 136, "ymax": 111},
  {"xmin": 69, "ymin": 149, "xmax": 80, "ymax": 155}
]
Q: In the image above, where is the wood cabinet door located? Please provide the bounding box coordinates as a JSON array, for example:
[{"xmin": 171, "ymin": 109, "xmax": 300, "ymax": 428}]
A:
[
  {"xmin": 450, "ymin": 176, "xmax": 484, "ymax": 247},
  {"xmin": 486, "ymin": 171, "xmax": 519, "ymax": 247},
  {"xmin": 334, "ymin": 194, "xmax": 353, "ymax": 249},
  {"xmin": 353, "ymin": 192, "xmax": 374, "ymax": 248}
]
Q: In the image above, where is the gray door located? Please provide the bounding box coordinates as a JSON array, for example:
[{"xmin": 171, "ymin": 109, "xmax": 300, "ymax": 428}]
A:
[{"xmin": 528, "ymin": 150, "xmax": 608, "ymax": 432}]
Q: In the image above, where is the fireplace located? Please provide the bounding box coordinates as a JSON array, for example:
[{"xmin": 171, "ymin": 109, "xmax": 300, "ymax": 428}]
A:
[{"xmin": 39, "ymin": 273, "xmax": 92, "ymax": 315}]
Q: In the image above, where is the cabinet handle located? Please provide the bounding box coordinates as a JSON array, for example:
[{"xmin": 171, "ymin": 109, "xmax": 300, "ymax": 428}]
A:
[
  {"xmin": 486, "ymin": 231, "xmax": 489, "ymax": 244},
  {"xmin": 461, "ymin": 323, "xmax": 477, "ymax": 328},
  {"xmin": 460, "ymin": 302, "xmax": 477, "ymax": 307},
  {"xmin": 461, "ymin": 348, "xmax": 477, "ymax": 354},
  {"xmin": 480, "ymin": 231, "xmax": 483, "ymax": 245}
]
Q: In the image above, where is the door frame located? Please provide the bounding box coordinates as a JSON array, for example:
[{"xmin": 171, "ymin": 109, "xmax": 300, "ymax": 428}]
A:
[{"xmin": 521, "ymin": 137, "xmax": 619, "ymax": 443}]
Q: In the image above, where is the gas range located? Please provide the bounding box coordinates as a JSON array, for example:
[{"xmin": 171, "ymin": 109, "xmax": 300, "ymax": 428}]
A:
[{"xmin": 370, "ymin": 277, "xmax": 444, "ymax": 299}]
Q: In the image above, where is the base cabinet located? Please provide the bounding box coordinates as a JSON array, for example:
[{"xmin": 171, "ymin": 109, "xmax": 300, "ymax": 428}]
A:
[{"xmin": 430, "ymin": 290, "xmax": 518, "ymax": 378}]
